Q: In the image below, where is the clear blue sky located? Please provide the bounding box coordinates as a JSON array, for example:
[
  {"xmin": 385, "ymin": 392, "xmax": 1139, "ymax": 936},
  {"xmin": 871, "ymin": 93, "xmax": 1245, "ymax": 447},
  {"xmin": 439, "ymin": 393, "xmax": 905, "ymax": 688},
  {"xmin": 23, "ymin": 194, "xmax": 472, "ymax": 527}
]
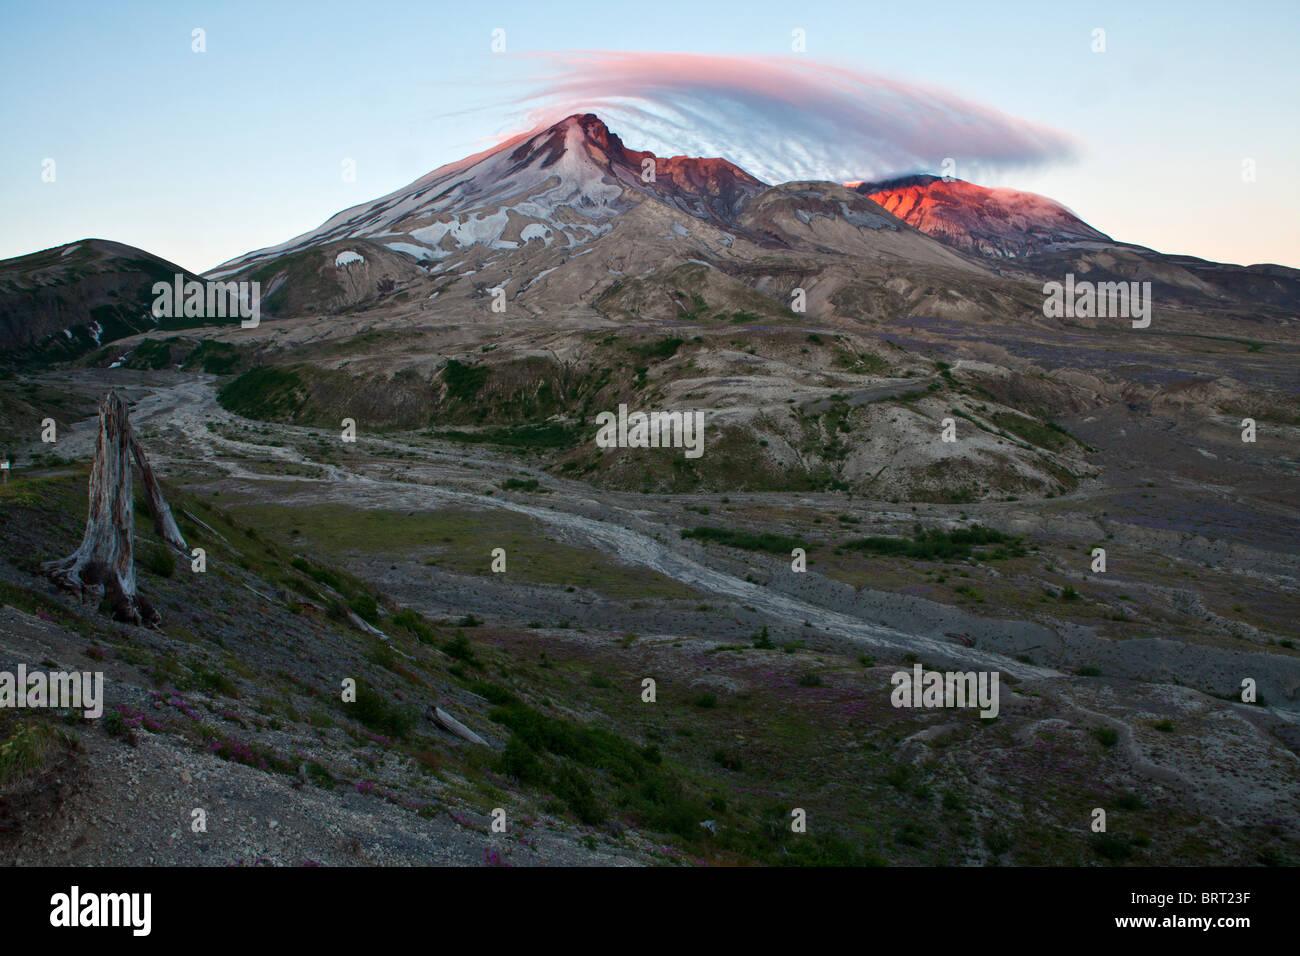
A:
[{"xmin": 1, "ymin": 0, "xmax": 1296, "ymax": 271}]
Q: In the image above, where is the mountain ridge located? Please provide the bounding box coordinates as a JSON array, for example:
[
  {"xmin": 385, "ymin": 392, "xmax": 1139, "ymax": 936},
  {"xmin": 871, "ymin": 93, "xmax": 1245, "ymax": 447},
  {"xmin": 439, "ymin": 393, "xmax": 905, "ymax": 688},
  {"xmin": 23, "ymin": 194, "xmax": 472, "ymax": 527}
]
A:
[
  {"xmin": 3, "ymin": 113, "xmax": 1297, "ymax": 363},
  {"xmin": 857, "ymin": 174, "xmax": 1114, "ymax": 259}
]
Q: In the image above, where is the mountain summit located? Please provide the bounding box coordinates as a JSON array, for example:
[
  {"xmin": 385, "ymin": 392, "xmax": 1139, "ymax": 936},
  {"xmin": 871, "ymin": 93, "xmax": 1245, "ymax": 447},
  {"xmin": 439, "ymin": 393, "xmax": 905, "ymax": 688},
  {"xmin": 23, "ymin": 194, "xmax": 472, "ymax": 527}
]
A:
[
  {"xmin": 210, "ymin": 113, "xmax": 765, "ymax": 278},
  {"xmin": 857, "ymin": 175, "xmax": 1112, "ymax": 258}
]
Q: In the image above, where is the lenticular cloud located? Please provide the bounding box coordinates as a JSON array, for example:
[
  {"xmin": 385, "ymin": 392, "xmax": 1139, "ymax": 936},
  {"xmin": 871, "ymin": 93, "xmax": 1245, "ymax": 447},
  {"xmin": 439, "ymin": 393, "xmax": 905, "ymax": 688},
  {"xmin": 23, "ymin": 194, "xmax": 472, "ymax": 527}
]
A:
[{"xmin": 513, "ymin": 52, "xmax": 1077, "ymax": 184}]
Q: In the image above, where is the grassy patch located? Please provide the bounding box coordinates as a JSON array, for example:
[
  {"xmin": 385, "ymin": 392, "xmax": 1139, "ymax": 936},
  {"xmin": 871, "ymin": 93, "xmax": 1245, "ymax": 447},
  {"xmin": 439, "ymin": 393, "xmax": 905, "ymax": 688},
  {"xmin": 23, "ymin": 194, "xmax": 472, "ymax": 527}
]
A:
[
  {"xmin": 0, "ymin": 719, "xmax": 63, "ymax": 785},
  {"xmin": 431, "ymin": 422, "xmax": 581, "ymax": 450},
  {"xmin": 681, "ymin": 525, "xmax": 809, "ymax": 555},
  {"xmin": 217, "ymin": 366, "xmax": 305, "ymax": 420},
  {"xmin": 842, "ymin": 524, "xmax": 1025, "ymax": 561},
  {"xmin": 236, "ymin": 501, "xmax": 697, "ymax": 601}
]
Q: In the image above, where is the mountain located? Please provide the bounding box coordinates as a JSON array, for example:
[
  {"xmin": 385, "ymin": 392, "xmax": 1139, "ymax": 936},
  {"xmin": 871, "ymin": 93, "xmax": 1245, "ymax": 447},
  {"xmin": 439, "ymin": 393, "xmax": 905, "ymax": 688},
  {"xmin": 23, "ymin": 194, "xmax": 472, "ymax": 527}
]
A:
[
  {"xmin": 858, "ymin": 174, "xmax": 1300, "ymax": 319},
  {"xmin": 856, "ymin": 174, "xmax": 1113, "ymax": 259},
  {"xmin": 0, "ymin": 239, "xmax": 208, "ymax": 363},
  {"xmin": 5, "ymin": 114, "xmax": 1295, "ymax": 364},
  {"xmin": 200, "ymin": 113, "xmax": 998, "ymax": 325},
  {"xmin": 208, "ymin": 113, "xmax": 768, "ymax": 280}
]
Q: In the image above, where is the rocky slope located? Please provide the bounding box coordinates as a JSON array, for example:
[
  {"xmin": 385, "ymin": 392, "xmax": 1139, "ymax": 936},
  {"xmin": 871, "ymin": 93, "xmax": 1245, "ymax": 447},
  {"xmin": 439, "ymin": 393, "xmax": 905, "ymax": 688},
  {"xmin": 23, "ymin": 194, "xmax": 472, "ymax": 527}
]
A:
[
  {"xmin": 857, "ymin": 175, "xmax": 1113, "ymax": 258},
  {"xmin": 0, "ymin": 240, "xmax": 207, "ymax": 363}
]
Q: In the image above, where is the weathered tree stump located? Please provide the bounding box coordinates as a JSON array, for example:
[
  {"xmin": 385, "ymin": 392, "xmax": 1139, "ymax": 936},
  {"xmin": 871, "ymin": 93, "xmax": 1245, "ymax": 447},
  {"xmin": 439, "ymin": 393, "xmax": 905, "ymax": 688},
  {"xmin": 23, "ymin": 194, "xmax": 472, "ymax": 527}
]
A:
[{"xmin": 44, "ymin": 392, "xmax": 186, "ymax": 626}]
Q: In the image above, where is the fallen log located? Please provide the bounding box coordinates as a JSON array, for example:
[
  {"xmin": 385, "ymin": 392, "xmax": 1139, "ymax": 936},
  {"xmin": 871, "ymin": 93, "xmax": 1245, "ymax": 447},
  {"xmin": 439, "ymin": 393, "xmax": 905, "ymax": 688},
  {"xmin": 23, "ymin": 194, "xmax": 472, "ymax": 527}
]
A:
[{"xmin": 428, "ymin": 706, "xmax": 487, "ymax": 746}]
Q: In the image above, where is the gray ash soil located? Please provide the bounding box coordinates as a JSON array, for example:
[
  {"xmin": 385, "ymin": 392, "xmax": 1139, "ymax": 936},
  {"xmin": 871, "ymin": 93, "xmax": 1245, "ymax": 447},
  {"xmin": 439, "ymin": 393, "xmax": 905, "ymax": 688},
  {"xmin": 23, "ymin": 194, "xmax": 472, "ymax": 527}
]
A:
[{"xmin": 1, "ymin": 361, "xmax": 1297, "ymax": 867}]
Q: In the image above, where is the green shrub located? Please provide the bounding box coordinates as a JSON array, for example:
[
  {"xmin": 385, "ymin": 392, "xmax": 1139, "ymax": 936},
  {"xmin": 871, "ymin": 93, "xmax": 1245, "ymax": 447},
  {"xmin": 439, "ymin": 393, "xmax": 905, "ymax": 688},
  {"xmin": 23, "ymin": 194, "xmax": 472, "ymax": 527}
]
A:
[
  {"xmin": 441, "ymin": 630, "xmax": 478, "ymax": 665},
  {"xmin": 553, "ymin": 763, "xmax": 605, "ymax": 824},
  {"xmin": 844, "ymin": 524, "xmax": 1023, "ymax": 561},
  {"xmin": 682, "ymin": 526, "xmax": 807, "ymax": 555},
  {"xmin": 1114, "ymin": 792, "xmax": 1145, "ymax": 811},
  {"xmin": 630, "ymin": 337, "xmax": 683, "ymax": 361},
  {"xmin": 306, "ymin": 761, "xmax": 335, "ymax": 788},
  {"xmin": 349, "ymin": 683, "xmax": 416, "ymax": 739},
  {"xmin": 348, "ymin": 593, "xmax": 379, "ymax": 624},
  {"xmin": 431, "ymin": 423, "xmax": 579, "ymax": 450},
  {"xmin": 183, "ymin": 665, "xmax": 238, "ymax": 697},
  {"xmin": 125, "ymin": 338, "xmax": 177, "ymax": 371},
  {"xmin": 497, "ymin": 734, "xmax": 547, "ymax": 785},
  {"xmin": 296, "ymin": 560, "xmax": 343, "ymax": 592},
  {"xmin": 712, "ymin": 748, "xmax": 743, "ymax": 772},
  {"xmin": 0, "ymin": 721, "xmax": 60, "ymax": 784},
  {"xmin": 137, "ymin": 543, "xmax": 174, "ymax": 578},
  {"xmin": 1090, "ymin": 832, "xmax": 1134, "ymax": 861},
  {"xmin": 441, "ymin": 360, "xmax": 488, "ymax": 401},
  {"xmin": 501, "ymin": 477, "xmax": 540, "ymax": 492},
  {"xmin": 1092, "ymin": 727, "xmax": 1119, "ymax": 748},
  {"xmin": 367, "ymin": 641, "xmax": 396, "ymax": 669},
  {"xmin": 216, "ymin": 365, "xmax": 303, "ymax": 420},
  {"xmin": 391, "ymin": 609, "xmax": 436, "ymax": 644},
  {"xmin": 985, "ymin": 830, "xmax": 1014, "ymax": 856}
]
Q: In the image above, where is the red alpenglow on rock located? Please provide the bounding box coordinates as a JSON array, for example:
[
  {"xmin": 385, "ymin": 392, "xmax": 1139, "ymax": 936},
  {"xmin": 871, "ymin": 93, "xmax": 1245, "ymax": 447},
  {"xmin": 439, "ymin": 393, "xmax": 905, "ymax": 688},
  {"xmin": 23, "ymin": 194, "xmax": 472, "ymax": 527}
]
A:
[
  {"xmin": 530, "ymin": 113, "xmax": 767, "ymax": 222},
  {"xmin": 858, "ymin": 175, "xmax": 1112, "ymax": 259}
]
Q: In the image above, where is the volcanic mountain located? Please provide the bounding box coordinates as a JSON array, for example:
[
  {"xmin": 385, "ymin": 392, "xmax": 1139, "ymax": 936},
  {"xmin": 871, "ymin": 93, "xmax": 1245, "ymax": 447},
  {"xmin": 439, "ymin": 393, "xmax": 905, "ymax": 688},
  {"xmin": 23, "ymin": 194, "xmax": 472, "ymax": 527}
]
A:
[
  {"xmin": 209, "ymin": 114, "xmax": 769, "ymax": 279},
  {"xmin": 5, "ymin": 112, "xmax": 1297, "ymax": 363},
  {"xmin": 857, "ymin": 174, "xmax": 1113, "ymax": 259},
  {"xmin": 200, "ymin": 113, "xmax": 995, "ymax": 323}
]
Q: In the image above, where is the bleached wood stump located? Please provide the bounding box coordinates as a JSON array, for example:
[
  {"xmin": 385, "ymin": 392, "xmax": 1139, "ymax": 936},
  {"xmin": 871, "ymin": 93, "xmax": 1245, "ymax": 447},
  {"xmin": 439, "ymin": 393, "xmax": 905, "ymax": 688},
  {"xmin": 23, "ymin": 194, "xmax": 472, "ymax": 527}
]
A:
[{"xmin": 44, "ymin": 392, "xmax": 186, "ymax": 626}]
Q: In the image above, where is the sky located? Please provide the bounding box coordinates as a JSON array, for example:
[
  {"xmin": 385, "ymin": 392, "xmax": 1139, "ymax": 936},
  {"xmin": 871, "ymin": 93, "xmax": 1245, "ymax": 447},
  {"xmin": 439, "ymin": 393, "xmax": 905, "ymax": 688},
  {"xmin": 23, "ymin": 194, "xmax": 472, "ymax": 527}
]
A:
[{"xmin": 1, "ymin": 0, "xmax": 1297, "ymax": 272}]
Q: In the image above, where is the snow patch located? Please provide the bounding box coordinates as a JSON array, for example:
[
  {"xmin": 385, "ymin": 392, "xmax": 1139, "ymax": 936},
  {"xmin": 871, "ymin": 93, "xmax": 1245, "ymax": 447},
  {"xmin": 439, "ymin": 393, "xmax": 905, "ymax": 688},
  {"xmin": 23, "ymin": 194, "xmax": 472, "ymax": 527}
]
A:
[
  {"xmin": 334, "ymin": 250, "xmax": 365, "ymax": 268},
  {"xmin": 520, "ymin": 267, "xmax": 558, "ymax": 291},
  {"xmin": 384, "ymin": 242, "xmax": 439, "ymax": 261}
]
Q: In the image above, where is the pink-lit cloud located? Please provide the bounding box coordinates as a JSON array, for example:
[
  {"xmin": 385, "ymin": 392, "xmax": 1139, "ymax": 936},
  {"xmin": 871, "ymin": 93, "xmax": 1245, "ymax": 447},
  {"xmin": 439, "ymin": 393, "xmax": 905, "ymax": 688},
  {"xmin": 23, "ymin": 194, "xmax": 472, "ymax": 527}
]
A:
[{"xmin": 507, "ymin": 51, "xmax": 1079, "ymax": 184}]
